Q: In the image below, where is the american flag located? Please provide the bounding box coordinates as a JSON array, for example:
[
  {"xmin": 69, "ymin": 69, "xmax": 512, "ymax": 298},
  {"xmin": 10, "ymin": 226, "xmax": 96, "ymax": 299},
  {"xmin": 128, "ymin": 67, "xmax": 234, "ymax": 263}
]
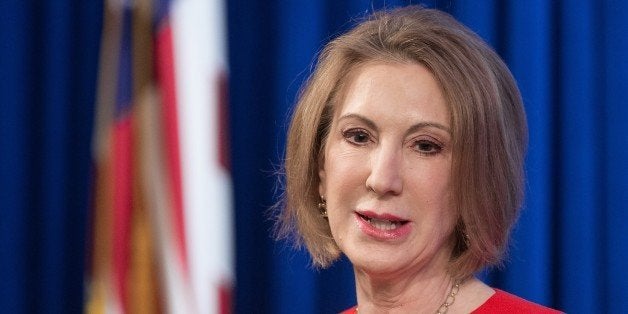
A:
[{"xmin": 86, "ymin": 0, "xmax": 232, "ymax": 313}]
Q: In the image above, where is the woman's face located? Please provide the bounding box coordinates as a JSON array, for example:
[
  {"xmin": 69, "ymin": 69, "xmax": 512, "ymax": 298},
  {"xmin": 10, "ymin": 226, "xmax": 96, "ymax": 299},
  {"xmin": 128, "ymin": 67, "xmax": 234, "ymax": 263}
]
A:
[{"xmin": 319, "ymin": 62, "xmax": 456, "ymax": 278}]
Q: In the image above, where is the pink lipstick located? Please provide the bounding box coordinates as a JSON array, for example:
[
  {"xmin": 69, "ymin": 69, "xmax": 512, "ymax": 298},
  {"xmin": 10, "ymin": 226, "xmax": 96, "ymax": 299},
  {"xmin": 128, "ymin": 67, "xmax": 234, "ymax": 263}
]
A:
[{"xmin": 355, "ymin": 210, "xmax": 411, "ymax": 240}]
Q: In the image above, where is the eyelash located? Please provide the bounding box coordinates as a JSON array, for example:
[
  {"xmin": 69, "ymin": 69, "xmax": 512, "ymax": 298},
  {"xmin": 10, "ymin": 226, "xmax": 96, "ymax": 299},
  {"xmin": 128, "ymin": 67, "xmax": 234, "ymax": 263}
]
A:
[
  {"xmin": 342, "ymin": 128, "xmax": 372, "ymax": 145},
  {"xmin": 412, "ymin": 139, "xmax": 443, "ymax": 156},
  {"xmin": 342, "ymin": 128, "xmax": 444, "ymax": 156}
]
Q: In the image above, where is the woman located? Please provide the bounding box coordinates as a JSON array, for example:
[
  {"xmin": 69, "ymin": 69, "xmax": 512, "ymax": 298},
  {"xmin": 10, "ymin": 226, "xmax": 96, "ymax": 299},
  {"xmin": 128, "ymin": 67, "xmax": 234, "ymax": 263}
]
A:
[{"xmin": 277, "ymin": 6, "xmax": 561, "ymax": 313}]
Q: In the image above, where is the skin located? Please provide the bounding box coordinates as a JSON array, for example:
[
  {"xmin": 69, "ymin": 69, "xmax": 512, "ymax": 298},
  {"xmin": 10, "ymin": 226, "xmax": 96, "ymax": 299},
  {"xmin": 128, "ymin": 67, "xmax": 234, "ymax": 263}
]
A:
[{"xmin": 318, "ymin": 62, "xmax": 493, "ymax": 313}]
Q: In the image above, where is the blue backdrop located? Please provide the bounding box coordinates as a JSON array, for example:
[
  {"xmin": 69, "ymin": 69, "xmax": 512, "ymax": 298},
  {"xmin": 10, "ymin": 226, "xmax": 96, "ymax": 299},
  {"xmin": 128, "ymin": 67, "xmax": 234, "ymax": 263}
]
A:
[
  {"xmin": 1, "ymin": 0, "xmax": 627, "ymax": 313},
  {"xmin": 0, "ymin": 0, "xmax": 101, "ymax": 313}
]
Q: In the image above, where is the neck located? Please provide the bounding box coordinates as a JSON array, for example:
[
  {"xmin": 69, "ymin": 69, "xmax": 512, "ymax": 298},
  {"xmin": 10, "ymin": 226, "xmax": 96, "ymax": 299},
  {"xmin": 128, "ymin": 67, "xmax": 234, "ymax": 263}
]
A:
[{"xmin": 354, "ymin": 264, "xmax": 457, "ymax": 313}]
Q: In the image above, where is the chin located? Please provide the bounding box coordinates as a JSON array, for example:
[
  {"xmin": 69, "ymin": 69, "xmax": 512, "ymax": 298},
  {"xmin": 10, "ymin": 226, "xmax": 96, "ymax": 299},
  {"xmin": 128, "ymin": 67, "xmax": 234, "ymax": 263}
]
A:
[
  {"xmin": 345, "ymin": 246, "xmax": 413, "ymax": 277},
  {"xmin": 342, "ymin": 237, "xmax": 453, "ymax": 280}
]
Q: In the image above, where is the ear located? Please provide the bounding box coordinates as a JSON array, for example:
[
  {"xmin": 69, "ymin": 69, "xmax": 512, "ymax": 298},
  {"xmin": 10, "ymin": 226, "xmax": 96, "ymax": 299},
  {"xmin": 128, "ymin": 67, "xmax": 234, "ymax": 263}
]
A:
[{"xmin": 318, "ymin": 152, "xmax": 326, "ymax": 197}]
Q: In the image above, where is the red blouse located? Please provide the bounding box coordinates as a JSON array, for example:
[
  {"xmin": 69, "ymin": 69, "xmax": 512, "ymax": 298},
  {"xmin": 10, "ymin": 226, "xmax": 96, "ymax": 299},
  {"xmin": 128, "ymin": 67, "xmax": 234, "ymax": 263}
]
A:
[{"xmin": 340, "ymin": 289, "xmax": 562, "ymax": 313}]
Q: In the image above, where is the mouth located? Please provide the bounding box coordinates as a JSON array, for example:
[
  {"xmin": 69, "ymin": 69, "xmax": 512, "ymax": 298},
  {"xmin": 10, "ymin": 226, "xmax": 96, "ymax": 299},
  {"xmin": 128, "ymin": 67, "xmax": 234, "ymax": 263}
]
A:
[{"xmin": 356, "ymin": 211, "xmax": 410, "ymax": 231}]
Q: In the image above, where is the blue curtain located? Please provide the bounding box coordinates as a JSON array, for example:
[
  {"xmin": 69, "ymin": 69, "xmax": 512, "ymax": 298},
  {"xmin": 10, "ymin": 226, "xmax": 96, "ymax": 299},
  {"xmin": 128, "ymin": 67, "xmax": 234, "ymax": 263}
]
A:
[
  {"xmin": 0, "ymin": 0, "xmax": 102, "ymax": 313},
  {"xmin": 1, "ymin": 1, "xmax": 627, "ymax": 314}
]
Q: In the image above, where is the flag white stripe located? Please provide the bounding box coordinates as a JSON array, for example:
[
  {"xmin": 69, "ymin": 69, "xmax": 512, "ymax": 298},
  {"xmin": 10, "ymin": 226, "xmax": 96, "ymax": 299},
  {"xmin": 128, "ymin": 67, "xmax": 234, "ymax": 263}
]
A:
[{"xmin": 172, "ymin": 0, "xmax": 233, "ymax": 313}]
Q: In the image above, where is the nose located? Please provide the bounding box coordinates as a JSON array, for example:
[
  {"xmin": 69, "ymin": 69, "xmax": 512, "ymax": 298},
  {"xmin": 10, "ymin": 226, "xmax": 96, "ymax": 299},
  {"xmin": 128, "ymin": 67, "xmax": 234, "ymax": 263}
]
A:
[{"xmin": 365, "ymin": 144, "xmax": 403, "ymax": 196}]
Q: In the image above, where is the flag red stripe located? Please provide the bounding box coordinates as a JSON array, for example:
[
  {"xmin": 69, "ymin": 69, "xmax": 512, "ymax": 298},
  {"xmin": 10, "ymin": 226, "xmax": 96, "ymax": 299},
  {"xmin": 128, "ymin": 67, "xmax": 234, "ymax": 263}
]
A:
[
  {"xmin": 112, "ymin": 116, "xmax": 133, "ymax": 311},
  {"xmin": 218, "ymin": 281, "xmax": 232, "ymax": 314},
  {"xmin": 155, "ymin": 20, "xmax": 189, "ymax": 272}
]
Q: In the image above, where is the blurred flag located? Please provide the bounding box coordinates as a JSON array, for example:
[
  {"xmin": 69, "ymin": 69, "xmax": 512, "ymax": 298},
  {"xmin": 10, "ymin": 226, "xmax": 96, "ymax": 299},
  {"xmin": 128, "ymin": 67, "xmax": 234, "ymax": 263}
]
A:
[{"xmin": 85, "ymin": 0, "xmax": 232, "ymax": 313}]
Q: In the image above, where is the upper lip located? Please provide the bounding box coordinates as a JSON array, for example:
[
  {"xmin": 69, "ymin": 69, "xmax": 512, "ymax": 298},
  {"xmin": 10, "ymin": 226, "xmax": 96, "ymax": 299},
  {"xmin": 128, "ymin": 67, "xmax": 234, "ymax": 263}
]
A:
[{"xmin": 356, "ymin": 210, "xmax": 409, "ymax": 222}]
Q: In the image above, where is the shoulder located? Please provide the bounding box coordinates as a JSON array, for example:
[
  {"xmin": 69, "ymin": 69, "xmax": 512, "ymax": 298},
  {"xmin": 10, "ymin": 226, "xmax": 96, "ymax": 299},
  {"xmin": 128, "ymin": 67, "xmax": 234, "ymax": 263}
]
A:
[{"xmin": 472, "ymin": 289, "xmax": 563, "ymax": 314}]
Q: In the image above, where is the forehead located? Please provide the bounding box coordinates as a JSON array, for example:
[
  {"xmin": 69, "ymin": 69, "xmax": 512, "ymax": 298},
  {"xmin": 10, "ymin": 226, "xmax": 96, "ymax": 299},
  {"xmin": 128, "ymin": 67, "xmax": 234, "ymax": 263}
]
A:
[{"xmin": 335, "ymin": 61, "xmax": 450, "ymax": 127}]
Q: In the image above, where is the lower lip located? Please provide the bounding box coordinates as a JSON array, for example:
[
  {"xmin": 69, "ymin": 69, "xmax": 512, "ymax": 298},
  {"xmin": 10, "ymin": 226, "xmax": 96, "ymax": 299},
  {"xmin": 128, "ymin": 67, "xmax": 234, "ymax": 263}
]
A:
[{"xmin": 355, "ymin": 213, "xmax": 412, "ymax": 240}]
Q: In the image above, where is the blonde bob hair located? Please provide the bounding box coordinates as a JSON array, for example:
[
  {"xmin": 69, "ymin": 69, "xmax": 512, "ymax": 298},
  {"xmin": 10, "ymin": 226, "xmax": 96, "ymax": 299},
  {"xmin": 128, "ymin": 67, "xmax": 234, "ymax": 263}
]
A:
[{"xmin": 277, "ymin": 5, "xmax": 527, "ymax": 279}]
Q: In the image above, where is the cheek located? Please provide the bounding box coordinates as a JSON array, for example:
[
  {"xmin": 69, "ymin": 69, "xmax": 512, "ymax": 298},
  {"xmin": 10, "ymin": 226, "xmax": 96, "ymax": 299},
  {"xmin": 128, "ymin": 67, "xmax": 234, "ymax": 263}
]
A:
[
  {"xmin": 410, "ymin": 163, "xmax": 455, "ymax": 216},
  {"xmin": 430, "ymin": 186, "xmax": 456, "ymax": 232},
  {"xmin": 326, "ymin": 203, "xmax": 353, "ymax": 250},
  {"xmin": 320, "ymin": 147, "xmax": 367, "ymax": 213}
]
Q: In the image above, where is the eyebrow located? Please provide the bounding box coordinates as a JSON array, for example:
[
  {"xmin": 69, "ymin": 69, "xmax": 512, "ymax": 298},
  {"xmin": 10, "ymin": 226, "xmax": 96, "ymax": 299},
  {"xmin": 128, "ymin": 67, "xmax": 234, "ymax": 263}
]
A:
[{"xmin": 338, "ymin": 113, "xmax": 451, "ymax": 135}]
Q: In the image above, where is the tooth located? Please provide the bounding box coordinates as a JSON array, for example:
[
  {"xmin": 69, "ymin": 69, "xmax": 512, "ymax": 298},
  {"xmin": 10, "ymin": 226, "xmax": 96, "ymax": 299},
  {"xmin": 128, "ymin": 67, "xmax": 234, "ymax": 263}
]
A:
[{"xmin": 368, "ymin": 218, "xmax": 401, "ymax": 231}]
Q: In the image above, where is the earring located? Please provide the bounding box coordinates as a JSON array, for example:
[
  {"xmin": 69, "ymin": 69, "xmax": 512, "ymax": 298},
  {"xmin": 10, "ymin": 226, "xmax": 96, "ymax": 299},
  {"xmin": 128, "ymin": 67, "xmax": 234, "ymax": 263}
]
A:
[
  {"xmin": 456, "ymin": 221, "xmax": 471, "ymax": 248},
  {"xmin": 463, "ymin": 232, "xmax": 471, "ymax": 247},
  {"xmin": 318, "ymin": 197, "xmax": 328, "ymax": 218}
]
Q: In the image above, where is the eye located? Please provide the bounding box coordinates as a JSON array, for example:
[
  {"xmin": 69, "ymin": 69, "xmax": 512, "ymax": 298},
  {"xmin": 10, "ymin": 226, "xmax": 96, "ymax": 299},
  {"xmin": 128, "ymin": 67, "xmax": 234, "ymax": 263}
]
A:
[
  {"xmin": 413, "ymin": 139, "xmax": 442, "ymax": 155},
  {"xmin": 343, "ymin": 129, "xmax": 371, "ymax": 145}
]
